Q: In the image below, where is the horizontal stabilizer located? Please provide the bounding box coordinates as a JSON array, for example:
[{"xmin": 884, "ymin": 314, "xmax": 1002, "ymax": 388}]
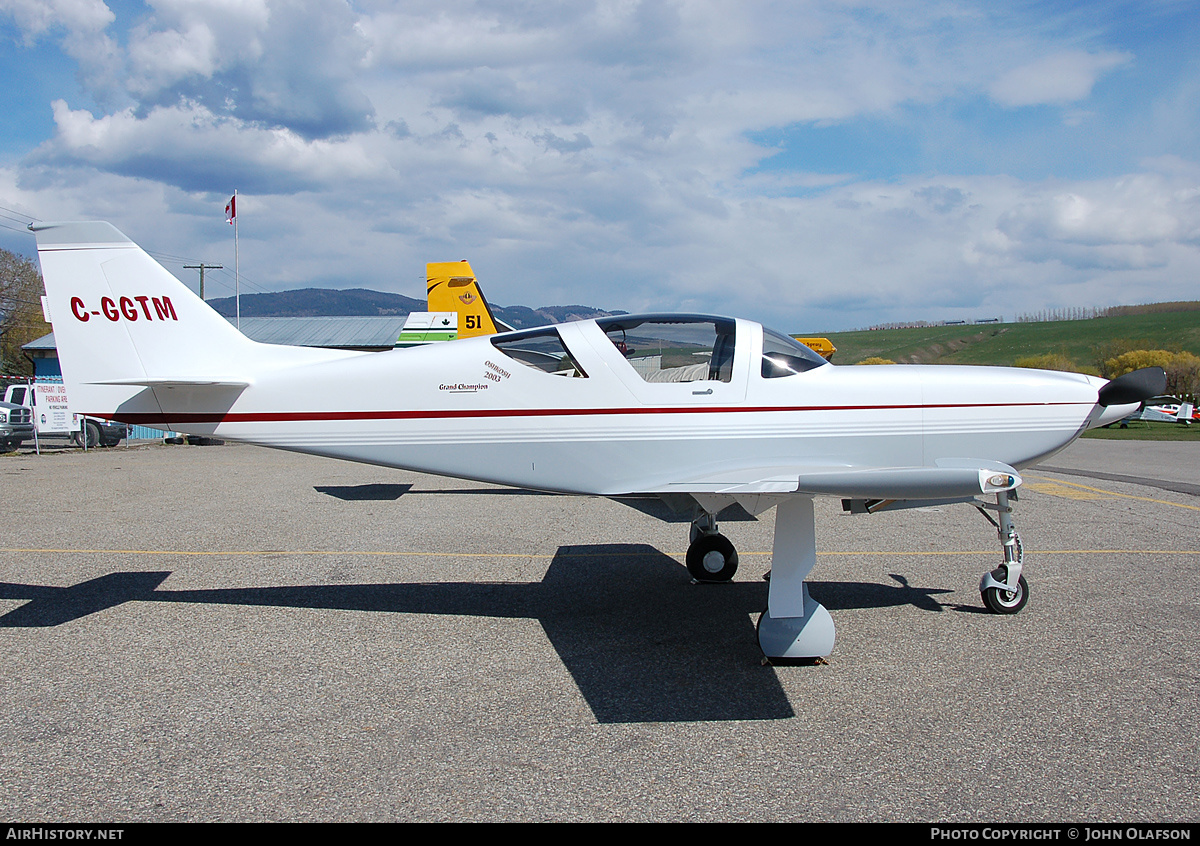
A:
[{"xmin": 94, "ymin": 378, "xmax": 251, "ymax": 388}]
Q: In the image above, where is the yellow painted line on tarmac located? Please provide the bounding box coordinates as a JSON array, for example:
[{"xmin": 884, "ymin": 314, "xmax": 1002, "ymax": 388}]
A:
[
  {"xmin": 1022, "ymin": 480, "xmax": 1108, "ymax": 500},
  {"xmin": 1026, "ymin": 474, "xmax": 1200, "ymax": 511},
  {"xmin": 3, "ymin": 547, "xmax": 1198, "ymax": 558},
  {"xmin": 0, "ymin": 547, "xmax": 558, "ymax": 559}
]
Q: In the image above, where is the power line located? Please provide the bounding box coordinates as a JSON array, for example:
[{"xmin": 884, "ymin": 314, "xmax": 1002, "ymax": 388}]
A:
[
  {"xmin": 183, "ymin": 263, "xmax": 222, "ymax": 299},
  {"xmin": 0, "ymin": 204, "xmax": 38, "ymax": 222},
  {"xmin": 0, "ymin": 220, "xmax": 34, "ymax": 236},
  {"xmin": 0, "ymin": 210, "xmax": 33, "ymax": 226}
]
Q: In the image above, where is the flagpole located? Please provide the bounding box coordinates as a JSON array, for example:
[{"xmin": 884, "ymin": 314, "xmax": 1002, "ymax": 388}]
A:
[{"xmin": 233, "ymin": 188, "xmax": 240, "ymax": 330}]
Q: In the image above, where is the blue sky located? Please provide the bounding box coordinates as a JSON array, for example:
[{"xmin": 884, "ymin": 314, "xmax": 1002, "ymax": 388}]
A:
[{"xmin": 1, "ymin": 0, "xmax": 1197, "ymax": 332}]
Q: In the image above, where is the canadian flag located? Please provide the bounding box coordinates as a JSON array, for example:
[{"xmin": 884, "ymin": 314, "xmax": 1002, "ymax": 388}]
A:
[{"xmin": 225, "ymin": 194, "xmax": 236, "ymax": 224}]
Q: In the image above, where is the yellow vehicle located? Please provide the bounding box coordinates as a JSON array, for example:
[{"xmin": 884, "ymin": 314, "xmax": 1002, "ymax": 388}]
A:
[{"xmin": 793, "ymin": 337, "xmax": 836, "ymax": 361}]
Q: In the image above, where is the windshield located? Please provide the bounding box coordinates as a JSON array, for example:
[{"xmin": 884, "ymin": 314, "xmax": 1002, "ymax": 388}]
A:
[
  {"xmin": 490, "ymin": 327, "xmax": 588, "ymax": 377},
  {"xmin": 761, "ymin": 328, "xmax": 828, "ymax": 378}
]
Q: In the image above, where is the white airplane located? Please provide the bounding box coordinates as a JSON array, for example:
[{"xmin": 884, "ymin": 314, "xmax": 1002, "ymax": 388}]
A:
[
  {"xmin": 31, "ymin": 221, "xmax": 1166, "ymax": 660},
  {"xmin": 1120, "ymin": 396, "xmax": 1195, "ymax": 426}
]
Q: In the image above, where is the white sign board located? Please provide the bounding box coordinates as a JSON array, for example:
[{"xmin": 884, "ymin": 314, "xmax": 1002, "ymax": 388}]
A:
[
  {"xmin": 34, "ymin": 383, "xmax": 79, "ymax": 434},
  {"xmin": 5, "ymin": 383, "xmax": 80, "ymax": 435}
]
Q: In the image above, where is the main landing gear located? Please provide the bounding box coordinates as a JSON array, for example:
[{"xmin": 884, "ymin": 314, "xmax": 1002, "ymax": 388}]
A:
[
  {"xmin": 689, "ymin": 498, "xmax": 836, "ymax": 661},
  {"xmin": 977, "ymin": 489, "xmax": 1029, "ymax": 614},
  {"xmin": 686, "ymin": 511, "xmax": 739, "ymax": 582},
  {"xmin": 687, "ymin": 488, "xmax": 1030, "ymax": 663}
]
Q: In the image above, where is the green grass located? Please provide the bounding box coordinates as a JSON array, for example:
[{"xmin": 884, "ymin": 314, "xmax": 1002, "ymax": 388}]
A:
[
  {"xmin": 801, "ymin": 309, "xmax": 1200, "ymax": 369},
  {"xmin": 1081, "ymin": 422, "xmax": 1200, "ymax": 441},
  {"xmin": 791, "ymin": 309, "xmax": 1200, "ymax": 440}
]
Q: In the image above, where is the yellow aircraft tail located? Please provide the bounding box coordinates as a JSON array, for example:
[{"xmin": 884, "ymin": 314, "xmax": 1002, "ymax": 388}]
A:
[{"xmin": 426, "ymin": 260, "xmax": 499, "ymax": 338}]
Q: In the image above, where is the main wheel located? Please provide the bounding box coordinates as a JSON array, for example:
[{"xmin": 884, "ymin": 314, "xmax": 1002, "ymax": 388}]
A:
[
  {"xmin": 686, "ymin": 533, "xmax": 738, "ymax": 582},
  {"xmin": 981, "ymin": 567, "xmax": 1029, "ymax": 614}
]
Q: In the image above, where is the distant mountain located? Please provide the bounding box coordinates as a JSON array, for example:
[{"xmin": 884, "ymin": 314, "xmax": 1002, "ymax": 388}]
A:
[
  {"xmin": 207, "ymin": 288, "xmax": 623, "ymax": 328},
  {"xmin": 208, "ymin": 288, "xmax": 423, "ymax": 318},
  {"xmin": 492, "ymin": 304, "xmax": 626, "ymax": 329}
]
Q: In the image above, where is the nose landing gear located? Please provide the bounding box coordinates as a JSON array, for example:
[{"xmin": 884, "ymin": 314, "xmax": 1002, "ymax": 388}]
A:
[{"xmin": 977, "ymin": 490, "xmax": 1029, "ymax": 615}]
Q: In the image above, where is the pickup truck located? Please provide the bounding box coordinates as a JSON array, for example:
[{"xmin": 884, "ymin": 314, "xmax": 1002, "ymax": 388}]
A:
[
  {"xmin": 0, "ymin": 401, "xmax": 34, "ymax": 452},
  {"xmin": 1, "ymin": 383, "xmax": 126, "ymax": 448}
]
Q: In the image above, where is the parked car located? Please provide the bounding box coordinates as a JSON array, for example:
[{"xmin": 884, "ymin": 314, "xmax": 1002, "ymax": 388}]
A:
[
  {"xmin": 72, "ymin": 418, "xmax": 128, "ymax": 448},
  {"xmin": 0, "ymin": 401, "xmax": 34, "ymax": 452}
]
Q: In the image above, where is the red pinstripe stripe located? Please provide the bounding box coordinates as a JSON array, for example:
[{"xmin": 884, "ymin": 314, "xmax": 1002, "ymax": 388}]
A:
[{"xmin": 105, "ymin": 401, "xmax": 1089, "ymax": 426}]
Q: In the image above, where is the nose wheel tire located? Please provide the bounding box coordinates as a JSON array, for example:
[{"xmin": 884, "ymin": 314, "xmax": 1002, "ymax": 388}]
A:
[
  {"xmin": 981, "ymin": 567, "xmax": 1029, "ymax": 614},
  {"xmin": 686, "ymin": 533, "xmax": 738, "ymax": 582}
]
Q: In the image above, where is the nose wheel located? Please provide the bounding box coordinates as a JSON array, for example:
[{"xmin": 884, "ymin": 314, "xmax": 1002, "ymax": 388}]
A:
[
  {"xmin": 981, "ymin": 566, "xmax": 1029, "ymax": 614},
  {"xmin": 977, "ymin": 490, "xmax": 1029, "ymax": 615}
]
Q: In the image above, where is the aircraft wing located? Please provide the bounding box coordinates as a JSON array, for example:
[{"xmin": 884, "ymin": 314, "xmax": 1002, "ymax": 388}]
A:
[{"xmin": 654, "ymin": 458, "xmax": 1021, "ymax": 499}]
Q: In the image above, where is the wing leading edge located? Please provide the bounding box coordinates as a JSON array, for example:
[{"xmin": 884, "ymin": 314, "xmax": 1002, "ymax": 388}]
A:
[{"xmin": 656, "ymin": 458, "xmax": 1021, "ymax": 500}]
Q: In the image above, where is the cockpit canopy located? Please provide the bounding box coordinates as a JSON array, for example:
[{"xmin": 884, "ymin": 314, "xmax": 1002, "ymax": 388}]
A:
[
  {"xmin": 489, "ymin": 314, "xmax": 829, "ymax": 382},
  {"xmin": 596, "ymin": 315, "xmax": 738, "ymax": 383}
]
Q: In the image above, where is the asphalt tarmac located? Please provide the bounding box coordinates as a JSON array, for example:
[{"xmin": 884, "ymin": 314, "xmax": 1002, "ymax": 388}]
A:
[{"xmin": 1, "ymin": 438, "xmax": 1196, "ymax": 822}]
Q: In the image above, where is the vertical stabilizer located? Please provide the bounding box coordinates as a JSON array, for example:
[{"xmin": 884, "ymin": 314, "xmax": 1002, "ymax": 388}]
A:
[
  {"xmin": 32, "ymin": 222, "xmax": 261, "ymax": 416},
  {"xmin": 426, "ymin": 260, "xmax": 499, "ymax": 338}
]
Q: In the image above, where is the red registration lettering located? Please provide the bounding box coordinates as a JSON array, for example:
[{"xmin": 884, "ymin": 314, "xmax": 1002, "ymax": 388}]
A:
[
  {"xmin": 77, "ymin": 294, "xmax": 179, "ymax": 322},
  {"xmin": 152, "ymin": 296, "xmax": 177, "ymax": 320}
]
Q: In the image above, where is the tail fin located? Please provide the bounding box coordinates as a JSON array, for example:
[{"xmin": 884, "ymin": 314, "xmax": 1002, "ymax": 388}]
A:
[
  {"xmin": 32, "ymin": 221, "xmax": 349, "ymax": 418},
  {"xmin": 425, "ymin": 260, "xmax": 501, "ymax": 337}
]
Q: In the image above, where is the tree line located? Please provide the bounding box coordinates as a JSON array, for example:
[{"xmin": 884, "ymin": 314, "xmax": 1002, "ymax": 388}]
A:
[
  {"xmin": 1014, "ymin": 339, "xmax": 1200, "ymax": 401},
  {"xmin": 0, "ymin": 247, "xmax": 49, "ymax": 377},
  {"xmin": 1017, "ymin": 301, "xmax": 1200, "ymax": 323}
]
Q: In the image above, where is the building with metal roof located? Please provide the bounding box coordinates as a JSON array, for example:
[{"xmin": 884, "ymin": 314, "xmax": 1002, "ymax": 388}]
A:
[
  {"xmin": 221, "ymin": 316, "xmax": 408, "ymax": 350},
  {"xmin": 22, "ymin": 316, "xmax": 409, "ymax": 380}
]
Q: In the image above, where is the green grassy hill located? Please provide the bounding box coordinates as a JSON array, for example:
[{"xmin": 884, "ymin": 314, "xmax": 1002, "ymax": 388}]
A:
[{"xmin": 805, "ymin": 307, "xmax": 1200, "ymax": 369}]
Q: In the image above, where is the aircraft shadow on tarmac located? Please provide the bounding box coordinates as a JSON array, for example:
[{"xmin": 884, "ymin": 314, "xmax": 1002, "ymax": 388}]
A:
[{"xmin": 0, "ymin": 546, "xmax": 952, "ymax": 724}]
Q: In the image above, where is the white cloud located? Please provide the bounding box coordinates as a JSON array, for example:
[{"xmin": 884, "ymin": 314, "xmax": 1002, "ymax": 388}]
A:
[
  {"xmin": 996, "ymin": 175, "xmax": 1198, "ymax": 247},
  {"xmin": 34, "ymin": 100, "xmax": 386, "ymax": 193},
  {"xmin": 989, "ymin": 50, "xmax": 1132, "ymax": 107},
  {"xmin": 122, "ymin": 0, "xmax": 374, "ymax": 138},
  {"xmin": 0, "ymin": 0, "xmax": 113, "ymax": 38},
  {"xmin": 3, "ymin": 1, "xmax": 1199, "ymax": 330},
  {"xmin": 0, "ymin": 0, "xmax": 123, "ymax": 102}
]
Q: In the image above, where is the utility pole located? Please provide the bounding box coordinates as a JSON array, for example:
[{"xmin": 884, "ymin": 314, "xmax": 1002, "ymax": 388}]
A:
[{"xmin": 183, "ymin": 263, "xmax": 222, "ymax": 300}]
